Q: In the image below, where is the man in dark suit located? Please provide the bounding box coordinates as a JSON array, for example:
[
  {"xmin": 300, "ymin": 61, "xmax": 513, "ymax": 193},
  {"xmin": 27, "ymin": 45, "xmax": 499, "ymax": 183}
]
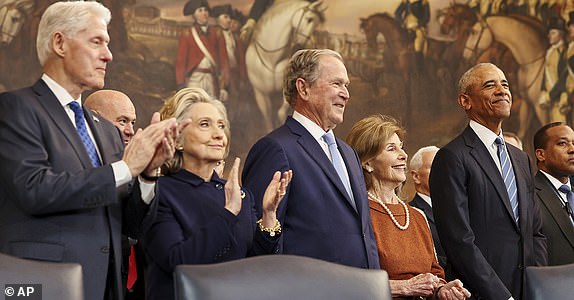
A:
[
  {"xmin": 0, "ymin": 2, "xmax": 181, "ymax": 300},
  {"xmin": 533, "ymin": 122, "xmax": 574, "ymax": 265},
  {"xmin": 242, "ymin": 49, "xmax": 380, "ymax": 269},
  {"xmin": 408, "ymin": 145, "xmax": 446, "ymax": 269},
  {"xmin": 429, "ymin": 63, "xmax": 547, "ymax": 300},
  {"xmin": 85, "ymin": 90, "xmax": 146, "ymax": 299}
]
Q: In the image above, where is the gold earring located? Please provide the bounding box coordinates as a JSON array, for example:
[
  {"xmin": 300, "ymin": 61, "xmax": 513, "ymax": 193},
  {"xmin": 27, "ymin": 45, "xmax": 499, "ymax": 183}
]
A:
[{"xmin": 176, "ymin": 145, "xmax": 184, "ymax": 151}]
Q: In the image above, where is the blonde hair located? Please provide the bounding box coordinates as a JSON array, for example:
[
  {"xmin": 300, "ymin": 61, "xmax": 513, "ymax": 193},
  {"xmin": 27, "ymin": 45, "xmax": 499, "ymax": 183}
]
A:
[
  {"xmin": 346, "ymin": 114, "xmax": 405, "ymax": 191},
  {"xmin": 160, "ymin": 87, "xmax": 230, "ymax": 174}
]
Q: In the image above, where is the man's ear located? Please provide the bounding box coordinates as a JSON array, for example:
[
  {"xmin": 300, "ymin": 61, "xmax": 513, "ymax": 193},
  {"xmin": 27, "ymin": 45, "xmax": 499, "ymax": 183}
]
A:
[
  {"xmin": 535, "ymin": 148, "xmax": 545, "ymax": 163},
  {"xmin": 458, "ymin": 93, "xmax": 471, "ymax": 111},
  {"xmin": 411, "ymin": 170, "xmax": 421, "ymax": 185},
  {"xmin": 296, "ymin": 78, "xmax": 309, "ymax": 100},
  {"xmin": 52, "ymin": 32, "xmax": 66, "ymax": 58}
]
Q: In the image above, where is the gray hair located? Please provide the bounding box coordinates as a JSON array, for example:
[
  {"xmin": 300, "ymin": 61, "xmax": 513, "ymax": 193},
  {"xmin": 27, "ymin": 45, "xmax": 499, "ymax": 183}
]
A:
[
  {"xmin": 458, "ymin": 62, "xmax": 498, "ymax": 95},
  {"xmin": 409, "ymin": 145, "xmax": 439, "ymax": 171},
  {"xmin": 36, "ymin": 1, "xmax": 111, "ymax": 66},
  {"xmin": 283, "ymin": 48, "xmax": 343, "ymax": 107}
]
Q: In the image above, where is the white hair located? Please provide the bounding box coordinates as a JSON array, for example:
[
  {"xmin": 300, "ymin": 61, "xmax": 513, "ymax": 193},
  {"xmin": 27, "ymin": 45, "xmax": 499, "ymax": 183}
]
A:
[
  {"xmin": 409, "ymin": 146, "xmax": 439, "ymax": 171},
  {"xmin": 36, "ymin": 1, "xmax": 111, "ymax": 66}
]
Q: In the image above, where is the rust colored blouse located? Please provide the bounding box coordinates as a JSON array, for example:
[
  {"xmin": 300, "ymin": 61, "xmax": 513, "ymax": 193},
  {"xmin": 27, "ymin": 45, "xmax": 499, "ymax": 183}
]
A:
[{"xmin": 369, "ymin": 200, "xmax": 445, "ymax": 281}]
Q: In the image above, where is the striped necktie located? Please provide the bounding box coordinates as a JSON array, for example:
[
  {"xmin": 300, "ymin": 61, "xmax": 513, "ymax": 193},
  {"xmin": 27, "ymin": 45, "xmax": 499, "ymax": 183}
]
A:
[{"xmin": 495, "ymin": 137, "xmax": 519, "ymax": 223}]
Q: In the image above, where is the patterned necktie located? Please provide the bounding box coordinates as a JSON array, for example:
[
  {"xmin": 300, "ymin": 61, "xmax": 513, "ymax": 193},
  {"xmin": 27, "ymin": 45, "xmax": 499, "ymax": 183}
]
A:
[
  {"xmin": 68, "ymin": 102, "xmax": 101, "ymax": 167},
  {"xmin": 558, "ymin": 185, "xmax": 574, "ymax": 221},
  {"xmin": 495, "ymin": 137, "xmax": 519, "ymax": 223},
  {"xmin": 323, "ymin": 132, "xmax": 355, "ymax": 208}
]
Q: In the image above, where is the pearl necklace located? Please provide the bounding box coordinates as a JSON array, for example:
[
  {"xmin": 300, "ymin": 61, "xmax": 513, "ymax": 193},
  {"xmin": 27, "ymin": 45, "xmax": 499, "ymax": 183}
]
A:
[{"xmin": 368, "ymin": 191, "xmax": 410, "ymax": 230}]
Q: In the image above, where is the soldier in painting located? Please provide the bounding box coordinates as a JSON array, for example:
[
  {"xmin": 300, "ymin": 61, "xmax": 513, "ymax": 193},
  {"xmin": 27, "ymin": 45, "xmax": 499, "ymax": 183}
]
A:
[
  {"xmin": 565, "ymin": 12, "xmax": 574, "ymax": 125},
  {"xmin": 394, "ymin": 0, "xmax": 429, "ymax": 56},
  {"xmin": 212, "ymin": 4, "xmax": 247, "ymax": 98},
  {"xmin": 176, "ymin": 0, "xmax": 230, "ymax": 101},
  {"xmin": 540, "ymin": 16, "xmax": 569, "ymax": 124}
]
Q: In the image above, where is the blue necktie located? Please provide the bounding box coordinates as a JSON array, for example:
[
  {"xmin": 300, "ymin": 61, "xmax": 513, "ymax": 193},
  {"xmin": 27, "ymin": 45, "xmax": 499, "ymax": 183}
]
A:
[
  {"xmin": 323, "ymin": 132, "xmax": 355, "ymax": 208},
  {"xmin": 495, "ymin": 137, "xmax": 519, "ymax": 223},
  {"xmin": 557, "ymin": 185, "xmax": 574, "ymax": 221},
  {"xmin": 69, "ymin": 102, "xmax": 101, "ymax": 167}
]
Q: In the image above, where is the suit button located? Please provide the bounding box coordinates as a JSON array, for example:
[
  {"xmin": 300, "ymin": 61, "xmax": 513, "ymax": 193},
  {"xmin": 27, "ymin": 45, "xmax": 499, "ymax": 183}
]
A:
[
  {"xmin": 215, "ymin": 183, "xmax": 223, "ymax": 190},
  {"xmin": 518, "ymin": 264, "xmax": 524, "ymax": 270},
  {"xmin": 101, "ymin": 246, "xmax": 109, "ymax": 253}
]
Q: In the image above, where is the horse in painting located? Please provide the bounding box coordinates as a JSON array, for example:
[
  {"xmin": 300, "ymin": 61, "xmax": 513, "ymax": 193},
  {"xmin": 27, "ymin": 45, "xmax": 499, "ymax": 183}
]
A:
[
  {"xmin": 439, "ymin": 3, "xmax": 547, "ymax": 139},
  {"xmin": 0, "ymin": 0, "xmax": 32, "ymax": 46},
  {"xmin": 245, "ymin": 0, "xmax": 327, "ymax": 132}
]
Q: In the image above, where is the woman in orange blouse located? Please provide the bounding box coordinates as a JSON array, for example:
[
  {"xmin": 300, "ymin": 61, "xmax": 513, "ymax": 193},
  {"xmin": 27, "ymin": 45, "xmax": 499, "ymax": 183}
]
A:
[{"xmin": 347, "ymin": 114, "xmax": 471, "ymax": 300}]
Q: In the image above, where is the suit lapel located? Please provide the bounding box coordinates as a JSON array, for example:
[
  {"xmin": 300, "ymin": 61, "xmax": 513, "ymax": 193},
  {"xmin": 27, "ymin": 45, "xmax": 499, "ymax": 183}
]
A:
[
  {"xmin": 508, "ymin": 145, "xmax": 531, "ymax": 229},
  {"xmin": 32, "ymin": 80, "xmax": 94, "ymax": 169},
  {"xmin": 339, "ymin": 142, "xmax": 361, "ymax": 213},
  {"xmin": 464, "ymin": 126, "xmax": 518, "ymax": 229},
  {"xmin": 413, "ymin": 194, "xmax": 434, "ymax": 223},
  {"xmin": 535, "ymin": 172, "xmax": 574, "ymax": 248},
  {"xmin": 84, "ymin": 109, "xmax": 120, "ymax": 165},
  {"xmin": 286, "ymin": 118, "xmax": 357, "ymax": 212}
]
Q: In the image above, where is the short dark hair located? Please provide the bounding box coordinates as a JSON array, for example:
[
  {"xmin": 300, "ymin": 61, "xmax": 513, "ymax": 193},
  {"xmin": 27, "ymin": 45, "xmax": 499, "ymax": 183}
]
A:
[{"xmin": 533, "ymin": 122, "xmax": 564, "ymax": 150}]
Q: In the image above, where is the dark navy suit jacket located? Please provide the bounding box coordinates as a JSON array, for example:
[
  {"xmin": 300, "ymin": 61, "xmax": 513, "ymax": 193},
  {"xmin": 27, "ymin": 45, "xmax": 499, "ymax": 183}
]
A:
[
  {"xmin": 242, "ymin": 116, "xmax": 380, "ymax": 269},
  {"xmin": 534, "ymin": 171, "xmax": 574, "ymax": 265},
  {"xmin": 409, "ymin": 193, "xmax": 447, "ymax": 268},
  {"xmin": 430, "ymin": 126, "xmax": 547, "ymax": 300},
  {"xmin": 0, "ymin": 80, "xmax": 151, "ymax": 300},
  {"xmin": 143, "ymin": 170, "xmax": 278, "ymax": 300}
]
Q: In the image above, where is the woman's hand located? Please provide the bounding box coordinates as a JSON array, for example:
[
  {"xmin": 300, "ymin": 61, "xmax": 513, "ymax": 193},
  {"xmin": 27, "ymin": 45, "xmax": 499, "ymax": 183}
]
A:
[
  {"xmin": 260, "ymin": 170, "xmax": 292, "ymax": 227},
  {"xmin": 224, "ymin": 157, "xmax": 243, "ymax": 215},
  {"xmin": 437, "ymin": 279, "xmax": 471, "ymax": 300},
  {"xmin": 390, "ymin": 273, "xmax": 440, "ymax": 297}
]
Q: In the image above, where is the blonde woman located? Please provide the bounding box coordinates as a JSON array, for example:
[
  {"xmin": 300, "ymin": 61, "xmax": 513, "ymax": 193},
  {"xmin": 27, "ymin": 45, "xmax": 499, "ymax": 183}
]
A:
[{"xmin": 142, "ymin": 88, "xmax": 291, "ymax": 299}]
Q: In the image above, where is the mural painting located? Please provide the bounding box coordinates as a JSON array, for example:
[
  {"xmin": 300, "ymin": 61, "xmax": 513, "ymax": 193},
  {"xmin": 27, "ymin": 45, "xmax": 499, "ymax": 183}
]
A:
[{"xmin": 1, "ymin": 0, "xmax": 574, "ymax": 195}]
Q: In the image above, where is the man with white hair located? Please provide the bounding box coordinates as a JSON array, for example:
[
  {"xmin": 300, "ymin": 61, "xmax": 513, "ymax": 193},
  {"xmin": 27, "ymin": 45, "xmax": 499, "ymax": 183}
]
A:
[
  {"xmin": 0, "ymin": 2, "xmax": 183, "ymax": 300},
  {"xmin": 408, "ymin": 146, "xmax": 446, "ymax": 268}
]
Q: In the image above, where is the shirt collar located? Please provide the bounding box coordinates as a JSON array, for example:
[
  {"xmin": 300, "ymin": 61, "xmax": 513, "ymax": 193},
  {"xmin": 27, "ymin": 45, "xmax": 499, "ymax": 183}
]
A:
[
  {"xmin": 292, "ymin": 111, "xmax": 331, "ymax": 143},
  {"xmin": 417, "ymin": 192, "xmax": 432, "ymax": 207},
  {"xmin": 540, "ymin": 170, "xmax": 571, "ymax": 191},
  {"xmin": 469, "ymin": 120, "xmax": 502, "ymax": 148},
  {"xmin": 41, "ymin": 73, "xmax": 81, "ymax": 107}
]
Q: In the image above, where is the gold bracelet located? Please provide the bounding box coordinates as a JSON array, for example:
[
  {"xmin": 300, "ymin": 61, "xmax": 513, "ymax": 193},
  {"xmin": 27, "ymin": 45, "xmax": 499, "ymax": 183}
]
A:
[{"xmin": 256, "ymin": 218, "xmax": 281, "ymax": 237}]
